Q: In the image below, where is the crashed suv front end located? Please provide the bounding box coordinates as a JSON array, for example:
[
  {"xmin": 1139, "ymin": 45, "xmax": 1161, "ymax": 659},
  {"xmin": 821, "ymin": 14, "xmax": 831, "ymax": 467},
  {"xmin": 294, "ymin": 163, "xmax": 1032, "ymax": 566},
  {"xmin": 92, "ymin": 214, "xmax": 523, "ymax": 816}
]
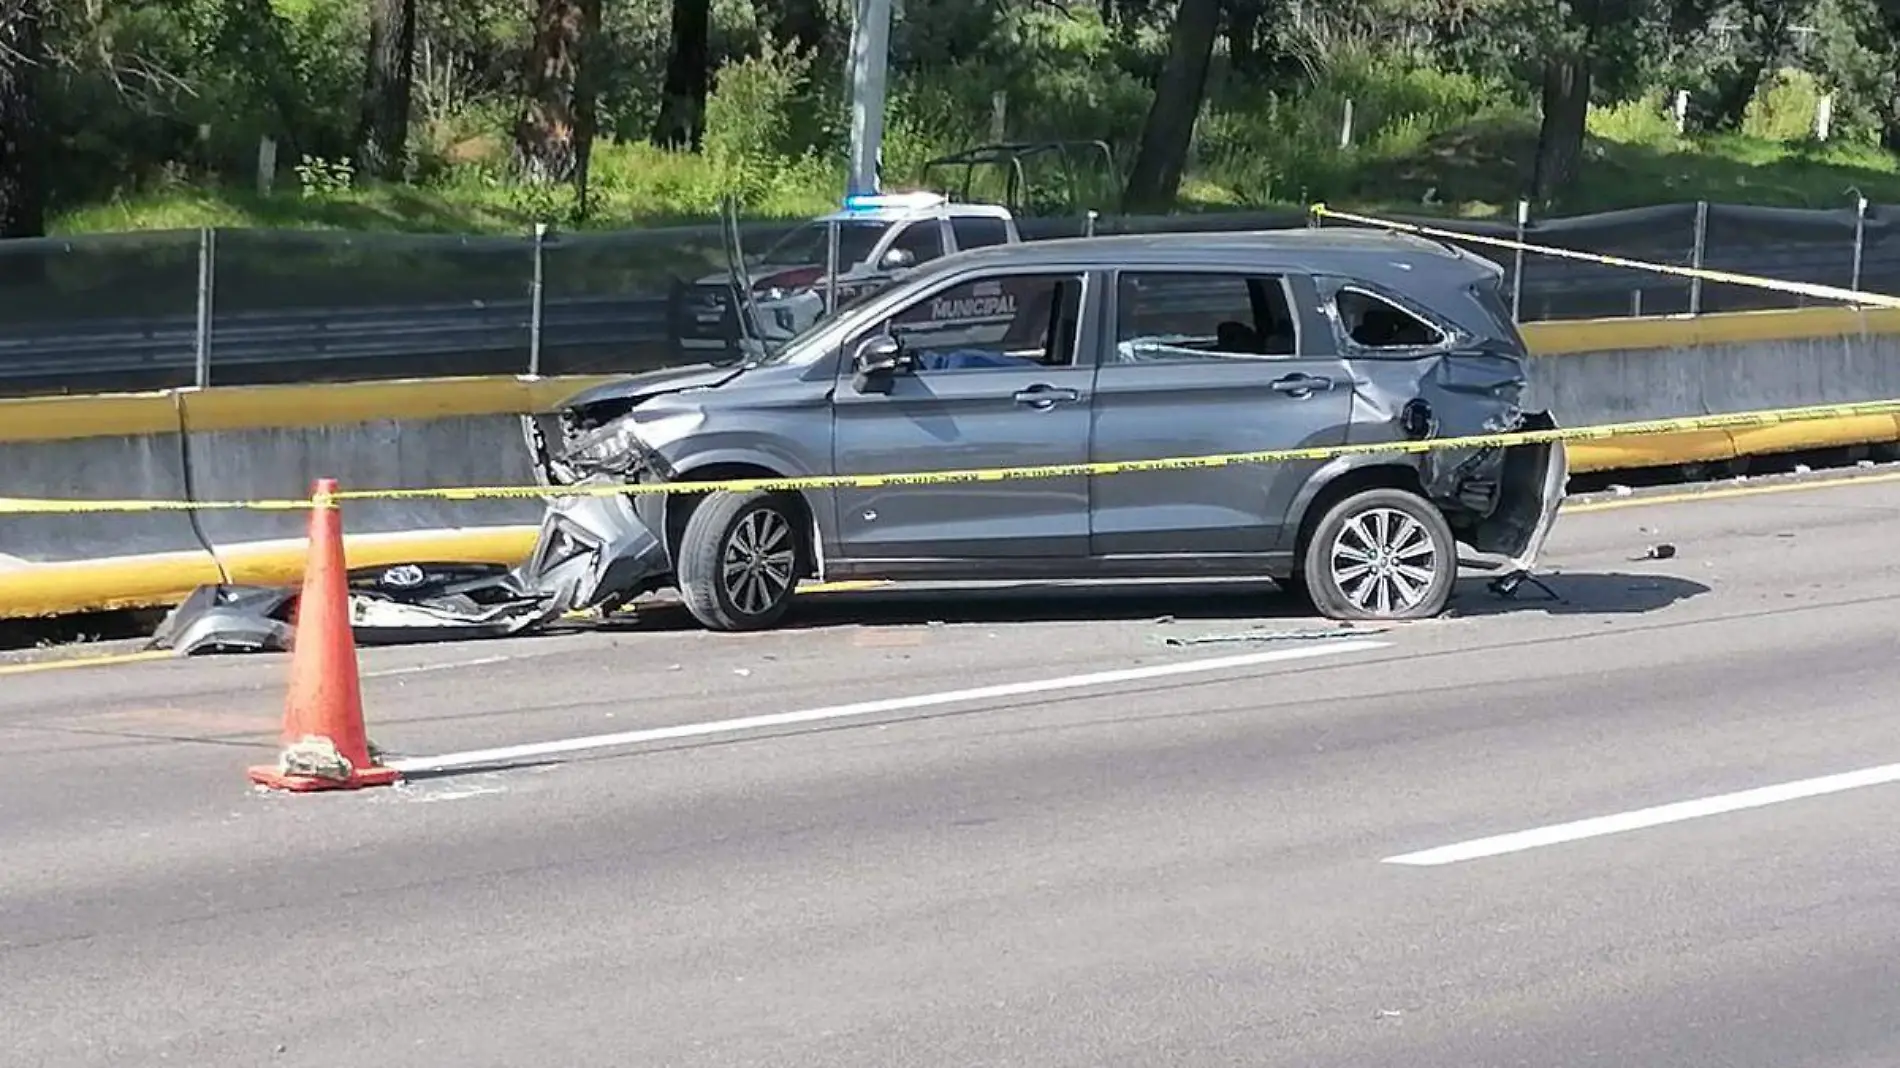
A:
[{"xmin": 510, "ymin": 369, "xmax": 745, "ymax": 618}]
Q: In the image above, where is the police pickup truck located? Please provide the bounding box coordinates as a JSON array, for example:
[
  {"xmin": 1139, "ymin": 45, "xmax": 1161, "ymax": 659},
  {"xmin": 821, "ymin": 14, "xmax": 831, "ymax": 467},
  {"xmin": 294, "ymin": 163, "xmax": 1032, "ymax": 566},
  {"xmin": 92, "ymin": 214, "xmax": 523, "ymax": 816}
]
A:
[{"xmin": 668, "ymin": 192, "xmax": 1022, "ymax": 358}]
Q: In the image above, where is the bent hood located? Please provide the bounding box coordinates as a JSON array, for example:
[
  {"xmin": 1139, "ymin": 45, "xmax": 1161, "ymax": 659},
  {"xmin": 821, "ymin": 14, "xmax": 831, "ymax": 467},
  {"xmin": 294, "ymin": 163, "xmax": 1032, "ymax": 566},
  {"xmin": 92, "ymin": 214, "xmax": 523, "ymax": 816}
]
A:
[{"xmin": 557, "ymin": 362, "xmax": 747, "ymax": 412}]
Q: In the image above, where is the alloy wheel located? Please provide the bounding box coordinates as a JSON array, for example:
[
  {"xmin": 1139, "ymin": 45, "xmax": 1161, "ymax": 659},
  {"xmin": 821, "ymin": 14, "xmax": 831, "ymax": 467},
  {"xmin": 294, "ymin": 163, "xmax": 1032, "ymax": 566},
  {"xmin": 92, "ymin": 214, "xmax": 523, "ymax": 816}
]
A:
[
  {"xmin": 1327, "ymin": 506, "xmax": 1439, "ymax": 615},
  {"xmin": 720, "ymin": 507, "xmax": 796, "ymax": 616}
]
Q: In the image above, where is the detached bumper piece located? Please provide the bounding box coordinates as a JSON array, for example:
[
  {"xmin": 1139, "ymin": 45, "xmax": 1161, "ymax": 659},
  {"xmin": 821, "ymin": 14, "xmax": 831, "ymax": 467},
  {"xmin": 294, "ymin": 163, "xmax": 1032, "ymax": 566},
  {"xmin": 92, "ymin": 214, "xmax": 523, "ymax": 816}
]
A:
[{"xmin": 151, "ymin": 490, "xmax": 672, "ymax": 656}]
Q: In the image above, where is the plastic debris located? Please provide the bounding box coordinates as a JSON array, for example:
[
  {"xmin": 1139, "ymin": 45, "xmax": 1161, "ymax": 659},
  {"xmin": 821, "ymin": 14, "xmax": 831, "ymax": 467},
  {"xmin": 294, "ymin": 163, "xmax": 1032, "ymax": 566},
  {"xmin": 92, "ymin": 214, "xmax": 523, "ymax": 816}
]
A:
[
  {"xmin": 1630, "ymin": 543, "xmax": 1677, "ymax": 561},
  {"xmin": 1161, "ymin": 626, "xmax": 1389, "ymax": 647}
]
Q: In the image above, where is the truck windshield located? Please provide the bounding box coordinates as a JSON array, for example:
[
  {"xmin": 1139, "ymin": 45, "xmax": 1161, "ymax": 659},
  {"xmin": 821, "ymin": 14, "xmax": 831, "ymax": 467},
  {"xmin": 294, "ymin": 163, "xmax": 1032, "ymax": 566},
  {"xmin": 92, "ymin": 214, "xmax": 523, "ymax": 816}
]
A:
[{"xmin": 757, "ymin": 220, "xmax": 887, "ymax": 270}]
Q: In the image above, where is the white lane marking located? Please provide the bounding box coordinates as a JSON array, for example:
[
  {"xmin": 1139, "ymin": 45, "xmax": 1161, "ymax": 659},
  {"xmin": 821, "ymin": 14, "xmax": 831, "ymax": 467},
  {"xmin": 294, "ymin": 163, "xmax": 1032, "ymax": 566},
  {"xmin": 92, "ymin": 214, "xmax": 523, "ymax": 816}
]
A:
[
  {"xmin": 388, "ymin": 639, "xmax": 1390, "ymax": 773},
  {"xmin": 363, "ymin": 655, "xmax": 511, "ymax": 679},
  {"xmin": 1382, "ymin": 760, "xmax": 1900, "ymax": 866}
]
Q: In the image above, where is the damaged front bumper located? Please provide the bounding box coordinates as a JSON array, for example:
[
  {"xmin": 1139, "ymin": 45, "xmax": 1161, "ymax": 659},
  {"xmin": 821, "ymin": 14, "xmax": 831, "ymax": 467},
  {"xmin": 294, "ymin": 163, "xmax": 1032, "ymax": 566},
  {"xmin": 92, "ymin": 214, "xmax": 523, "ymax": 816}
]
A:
[
  {"xmin": 154, "ymin": 412, "xmax": 685, "ymax": 656},
  {"xmin": 153, "ymin": 486, "xmax": 676, "ymax": 656}
]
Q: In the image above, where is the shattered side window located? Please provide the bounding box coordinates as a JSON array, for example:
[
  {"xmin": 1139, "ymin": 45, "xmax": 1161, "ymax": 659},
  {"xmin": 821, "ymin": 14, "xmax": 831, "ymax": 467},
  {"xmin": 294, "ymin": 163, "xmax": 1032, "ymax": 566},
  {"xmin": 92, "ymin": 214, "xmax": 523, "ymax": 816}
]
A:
[
  {"xmin": 1113, "ymin": 272, "xmax": 1300, "ymax": 363},
  {"xmin": 1332, "ymin": 286, "xmax": 1447, "ymax": 350}
]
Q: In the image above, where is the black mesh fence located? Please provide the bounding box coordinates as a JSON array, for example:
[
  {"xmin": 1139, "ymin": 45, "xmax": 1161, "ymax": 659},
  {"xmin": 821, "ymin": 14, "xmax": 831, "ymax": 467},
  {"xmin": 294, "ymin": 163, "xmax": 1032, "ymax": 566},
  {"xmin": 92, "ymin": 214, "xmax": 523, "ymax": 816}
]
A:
[
  {"xmin": 4, "ymin": 201, "xmax": 1899, "ymax": 399},
  {"xmin": 0, "ymin": 230, "xmax": 202, "ymax": 395},
  {"xmin": 208, "ymin": 230, "xmax": 536, "ymax": 386}
]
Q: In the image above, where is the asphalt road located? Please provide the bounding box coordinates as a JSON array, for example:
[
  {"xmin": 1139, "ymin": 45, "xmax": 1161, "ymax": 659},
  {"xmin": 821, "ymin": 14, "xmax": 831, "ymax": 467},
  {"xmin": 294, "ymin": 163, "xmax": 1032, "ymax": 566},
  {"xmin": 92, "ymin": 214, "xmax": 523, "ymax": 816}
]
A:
[{"xmin": 6, "ymin": 470, "xmax": 1900, "ymax": 1067}]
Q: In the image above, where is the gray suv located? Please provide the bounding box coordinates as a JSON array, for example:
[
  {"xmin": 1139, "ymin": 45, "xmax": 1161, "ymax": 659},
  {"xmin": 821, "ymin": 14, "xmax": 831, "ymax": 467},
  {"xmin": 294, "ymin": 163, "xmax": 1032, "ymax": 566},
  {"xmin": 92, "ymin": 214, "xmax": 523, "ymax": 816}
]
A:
[{"xmin": 529, "ymin": 228, "xmax": 1568, "ymax": 631}]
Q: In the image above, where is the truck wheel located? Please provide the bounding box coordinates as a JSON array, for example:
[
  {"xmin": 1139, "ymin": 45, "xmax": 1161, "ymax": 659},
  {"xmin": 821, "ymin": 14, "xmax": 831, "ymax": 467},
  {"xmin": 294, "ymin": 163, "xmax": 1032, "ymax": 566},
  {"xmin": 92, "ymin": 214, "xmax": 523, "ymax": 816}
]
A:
[
  {"xmin": 676, "ymin": 489, "xmax": 805, "ymax": 632},
  {"xmin": 1301, "ymin": 488, "xmax": 1456, "ymax": 621}
]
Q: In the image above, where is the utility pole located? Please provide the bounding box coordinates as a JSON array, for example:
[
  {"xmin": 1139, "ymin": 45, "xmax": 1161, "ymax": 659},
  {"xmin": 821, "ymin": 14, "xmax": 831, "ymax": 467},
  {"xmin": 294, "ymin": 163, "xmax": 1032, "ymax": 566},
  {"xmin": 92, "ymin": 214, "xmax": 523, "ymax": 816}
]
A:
[{"xmin": 846, "ymin": 0, "xmax": 891, "ymax": 197}]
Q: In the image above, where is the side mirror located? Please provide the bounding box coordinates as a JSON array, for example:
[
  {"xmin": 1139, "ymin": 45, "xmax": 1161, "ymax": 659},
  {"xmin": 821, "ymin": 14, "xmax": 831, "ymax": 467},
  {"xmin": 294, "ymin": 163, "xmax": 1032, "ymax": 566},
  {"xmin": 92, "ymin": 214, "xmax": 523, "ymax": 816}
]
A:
[
  {"xmin": 881, "ymin": 247, "xmax": 916, "ymax": 271},
  {"xmin": 850, "ymin": 334, "xmax": 906, "ymax": 393}
]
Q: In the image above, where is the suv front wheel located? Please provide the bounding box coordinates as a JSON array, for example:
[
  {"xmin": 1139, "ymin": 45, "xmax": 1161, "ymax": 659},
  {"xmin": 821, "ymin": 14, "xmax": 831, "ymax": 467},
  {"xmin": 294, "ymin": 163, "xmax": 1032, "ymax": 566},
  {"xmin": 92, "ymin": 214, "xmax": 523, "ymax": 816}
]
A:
[
  {"xmin": 1301, "ymin": 488, "xmax": 1457, "ymax": 621},
  {"xmin": 677, "ymin": 489, "xmax": 806, "ymax": 631}
]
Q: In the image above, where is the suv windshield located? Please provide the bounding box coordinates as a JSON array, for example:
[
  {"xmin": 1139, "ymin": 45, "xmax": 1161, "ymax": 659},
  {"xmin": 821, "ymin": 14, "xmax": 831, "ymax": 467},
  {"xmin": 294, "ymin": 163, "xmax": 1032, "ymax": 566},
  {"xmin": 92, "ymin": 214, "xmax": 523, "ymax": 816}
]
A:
[{"xmin": 757, "ymin": 220, "xmax": 887, "ymax": 270}]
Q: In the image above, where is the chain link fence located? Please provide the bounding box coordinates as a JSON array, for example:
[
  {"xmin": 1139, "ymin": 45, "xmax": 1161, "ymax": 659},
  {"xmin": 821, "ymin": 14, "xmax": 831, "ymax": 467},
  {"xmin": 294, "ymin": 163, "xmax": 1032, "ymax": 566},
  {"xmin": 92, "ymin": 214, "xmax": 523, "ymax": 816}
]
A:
[{"xmin": 2, "ymin": 200, "xmax": 1896, "ymax": 399}]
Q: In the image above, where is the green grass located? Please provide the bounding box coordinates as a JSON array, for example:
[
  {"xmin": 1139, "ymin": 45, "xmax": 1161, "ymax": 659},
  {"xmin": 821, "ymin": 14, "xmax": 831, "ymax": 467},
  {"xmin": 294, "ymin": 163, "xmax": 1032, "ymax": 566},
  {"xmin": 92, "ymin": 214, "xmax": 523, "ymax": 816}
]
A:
[{"xmin": 50, "ymin": 67, "xmax": 1900, "ymax": 236}]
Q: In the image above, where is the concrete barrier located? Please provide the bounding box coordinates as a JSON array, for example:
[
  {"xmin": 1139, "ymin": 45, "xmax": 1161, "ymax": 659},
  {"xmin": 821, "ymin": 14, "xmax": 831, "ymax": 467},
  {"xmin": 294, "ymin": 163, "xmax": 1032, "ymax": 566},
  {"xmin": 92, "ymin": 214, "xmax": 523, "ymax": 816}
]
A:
[
  {"xmin": 0, "ymin": 392, "xmax": 229, "ymax": 616},
  {"xmin": 1523, "ymin": 306, "xmax": 1900, "ymax": 472},
  {"xmin": 176, "ymin": 379, "xmax": 575, "ymax": 588},
  {"xmin": 4, "ymin": 306, "xmax": 1900, "ymax": 620}
]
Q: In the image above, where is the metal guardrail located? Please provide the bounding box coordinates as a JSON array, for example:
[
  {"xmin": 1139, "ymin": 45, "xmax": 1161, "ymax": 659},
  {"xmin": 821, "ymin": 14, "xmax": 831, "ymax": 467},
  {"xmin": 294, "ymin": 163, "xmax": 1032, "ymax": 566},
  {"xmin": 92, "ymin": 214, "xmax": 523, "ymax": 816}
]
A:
[{"xmin": 5, "ymin": 200, "xmax": 1899, "ymax": 398}]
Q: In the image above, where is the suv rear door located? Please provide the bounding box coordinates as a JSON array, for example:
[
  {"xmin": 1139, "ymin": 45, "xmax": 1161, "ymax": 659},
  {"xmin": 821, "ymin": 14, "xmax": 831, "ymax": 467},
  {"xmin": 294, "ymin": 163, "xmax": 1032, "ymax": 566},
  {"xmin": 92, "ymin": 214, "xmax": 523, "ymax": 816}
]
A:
[{"xmin": 1087, "ymin": 268, "xmax": 1352, "ymax": 556}]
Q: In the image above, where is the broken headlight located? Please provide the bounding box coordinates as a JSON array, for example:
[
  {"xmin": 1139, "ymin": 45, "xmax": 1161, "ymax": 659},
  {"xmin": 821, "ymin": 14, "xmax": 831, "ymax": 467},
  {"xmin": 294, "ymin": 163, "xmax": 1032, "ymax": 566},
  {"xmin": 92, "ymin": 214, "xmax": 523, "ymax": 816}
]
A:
[{"xmin": 560, "ymin": 419, "xmax": 655, "ymax": 478}]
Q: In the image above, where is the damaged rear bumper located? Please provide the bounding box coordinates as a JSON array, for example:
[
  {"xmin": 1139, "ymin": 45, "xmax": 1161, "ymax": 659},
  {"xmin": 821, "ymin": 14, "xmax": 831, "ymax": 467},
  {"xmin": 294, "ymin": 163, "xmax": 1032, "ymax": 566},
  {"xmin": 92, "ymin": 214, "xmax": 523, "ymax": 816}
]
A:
[{"xmin": 1423, "ymin": 408, "xmax": 1569, "ymax": 578}]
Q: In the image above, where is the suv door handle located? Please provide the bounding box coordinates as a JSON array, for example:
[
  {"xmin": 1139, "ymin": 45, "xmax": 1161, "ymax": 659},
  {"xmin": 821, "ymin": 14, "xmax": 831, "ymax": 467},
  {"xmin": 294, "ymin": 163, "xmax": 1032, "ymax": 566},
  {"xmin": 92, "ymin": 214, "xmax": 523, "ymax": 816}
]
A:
[
  {"xmin": 1013, "ymin": 384, "xmax": 1081, "ymax": 409},
  {"xmin": 1270, "ymin": 373, "xmax": 1334, "ymax": 395}
]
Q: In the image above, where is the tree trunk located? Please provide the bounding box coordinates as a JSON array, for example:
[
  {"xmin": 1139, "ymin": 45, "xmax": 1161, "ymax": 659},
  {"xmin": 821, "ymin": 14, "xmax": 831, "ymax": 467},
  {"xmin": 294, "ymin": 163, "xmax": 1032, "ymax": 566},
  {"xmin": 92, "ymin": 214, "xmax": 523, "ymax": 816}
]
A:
[
  {"xmin": 1123, "ymin": 0, "xmax": 1221, "ymax": 212},
  {"xmin": 1227, "ymin": 0, "xmax": 1262, "ymax": 77},
  {"xmin": 1703, "ymin": 0, "xmax": 1788, "ymax": 132},
  {"xmin": 652, "ymin": 0, "xmax": 712, "ymax": 149},
  {"xmin": 515, "ymin": 0, "xmax": 602, "ymax": 185},
  {"xmin": 1530, "ymin": 54, "xmax": 1591, "ymax": 206},
  {"xmin": 356, "ymin": 0, "xmax": 416, "ymax": 181},
  {"xmin": 752, "ymin": 0, "xmax": 826, "ymax": 54},
  {"xmin": 0, "ymin": 0, "xmax": 45, "ymax": 239}
]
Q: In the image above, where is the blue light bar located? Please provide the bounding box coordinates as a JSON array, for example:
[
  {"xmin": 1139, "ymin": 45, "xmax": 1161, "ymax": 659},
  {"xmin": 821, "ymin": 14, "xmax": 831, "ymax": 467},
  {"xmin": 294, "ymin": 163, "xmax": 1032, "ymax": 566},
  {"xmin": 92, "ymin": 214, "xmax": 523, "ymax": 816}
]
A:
[{"xmin": 842, "ymin": 191, "xmax": 947, "ymax": 213}]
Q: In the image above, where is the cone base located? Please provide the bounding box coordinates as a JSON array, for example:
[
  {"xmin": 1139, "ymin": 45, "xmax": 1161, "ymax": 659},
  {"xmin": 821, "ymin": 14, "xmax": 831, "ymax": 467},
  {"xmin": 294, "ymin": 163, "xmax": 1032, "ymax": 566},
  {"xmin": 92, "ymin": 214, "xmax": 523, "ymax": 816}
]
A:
[{"xmin": 247, "ymin": 764, "xmax": 401, "ymax": 792}]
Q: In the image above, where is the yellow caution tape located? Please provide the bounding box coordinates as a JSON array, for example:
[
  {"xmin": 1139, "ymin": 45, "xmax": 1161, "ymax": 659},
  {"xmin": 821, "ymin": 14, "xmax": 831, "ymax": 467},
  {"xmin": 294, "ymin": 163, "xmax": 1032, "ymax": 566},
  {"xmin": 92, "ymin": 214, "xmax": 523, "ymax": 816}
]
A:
[
  {"xmin": 1310, "ymin": 204, "xmax": 1900, "ymax": 311},
  {"xmin": 2, "ymin": 397, "xmax": 1897, "ymax": 515}
]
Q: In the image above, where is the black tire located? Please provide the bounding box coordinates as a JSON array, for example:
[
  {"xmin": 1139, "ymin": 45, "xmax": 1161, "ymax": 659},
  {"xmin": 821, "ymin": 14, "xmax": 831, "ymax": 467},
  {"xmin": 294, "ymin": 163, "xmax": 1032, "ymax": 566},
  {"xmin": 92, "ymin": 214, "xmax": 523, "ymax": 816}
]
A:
[
  {"xmin": 1300, "ymin": 488, "xmax": 1457, "ymax": 621},
  {"xmin": 676, "ymin": 489, "xmax": 806, "ymax": 632}
]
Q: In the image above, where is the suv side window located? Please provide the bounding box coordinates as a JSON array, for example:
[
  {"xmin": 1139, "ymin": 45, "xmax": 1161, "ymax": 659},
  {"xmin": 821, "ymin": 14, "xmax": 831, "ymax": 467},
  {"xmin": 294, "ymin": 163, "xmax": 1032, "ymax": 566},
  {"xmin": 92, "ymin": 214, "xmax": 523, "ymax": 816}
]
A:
[
  {"xmin": 860, "ymin": 272, "xmax": 1086, "ymax": 372},
  {"xmin": 1113, "ymin": 271, "xmax": 1299, "ymax": 362},
  {"xmin": 1331, "ymin": 285, "xmax": 1447, "ymax": 349},
  {"xmin": 887, "ymin": 220, "xmax": 946, "ymax": 266},
  {"xmin": 951, "ymin": 216, "xmax": 1011, "ymax": 250}
]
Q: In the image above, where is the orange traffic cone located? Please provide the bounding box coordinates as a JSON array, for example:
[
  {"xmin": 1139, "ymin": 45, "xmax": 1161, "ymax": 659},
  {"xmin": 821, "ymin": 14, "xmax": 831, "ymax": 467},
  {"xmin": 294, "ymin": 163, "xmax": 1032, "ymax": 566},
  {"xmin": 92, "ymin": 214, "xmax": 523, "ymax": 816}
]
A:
[{"xmin": 247, "ymin": 478, "xmax": 400, "ymax": 793}]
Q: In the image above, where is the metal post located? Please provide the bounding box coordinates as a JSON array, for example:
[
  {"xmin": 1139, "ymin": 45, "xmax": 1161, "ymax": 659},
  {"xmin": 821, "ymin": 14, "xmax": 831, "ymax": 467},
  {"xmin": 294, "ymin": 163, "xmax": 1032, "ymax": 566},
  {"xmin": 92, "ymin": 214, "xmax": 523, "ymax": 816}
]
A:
[
  {"xmin": 1511, "ymin": 198, "xmax": 1528, "ymax": 321},
  {"xmin": 528, "ymin": 222, "xmax": 547, "ymax": 377},
  {"xmin": 1085, "ymin": 209, "xmax": 1099, "ymax": 238},
  {"xmin": 1852, "ymin": 192, "xmax": 1868, "ymax": 298},
  {"xmin": 194, "ymin": 227, "xmax": 215, "ymax": 388},
  {"xmin": 1689, "ymin": 200, "xmax": 1708, "ymax": 316},
  {"xmin": 1631, "ymin": 289, "xmax": 1643, "ymax": 318},
  {"xmin": 845, "ymin": 0, "xmax": 892, "ymax": 198},
  {"xmin": 824, "ymin": 219, "xmax": 839, "ymax": 316}
]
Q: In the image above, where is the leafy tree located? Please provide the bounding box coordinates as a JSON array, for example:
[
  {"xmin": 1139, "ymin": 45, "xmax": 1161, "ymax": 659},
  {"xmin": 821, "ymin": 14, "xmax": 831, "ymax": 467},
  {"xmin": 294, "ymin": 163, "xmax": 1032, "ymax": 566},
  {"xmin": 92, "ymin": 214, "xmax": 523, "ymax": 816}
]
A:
[
  {"xmin": 516, "ymin": 0, "xmax": 601, "ymax": 185},
  {"xmin": 1667, "ymin": 0, "xmax": 1809, "ymax": 132},
  {"xmin": 0, "ymin": 0, "xmax": 44, "ymax": 238},
  {"xmin": 356, "ymin": 0, "xmax": 416, "ymax": 179},
  {"xmin": 1837, "ymin": 0, "xmax": 1900, "ymax": 149},
  {"xmin": 651, "ymin": 0, "xmax": 710, "ymax": 148},
  {"xmin": 1123, "ymin": 0, "xmax": 1221, "ymax": 210},
  {"xmin": 1452, "ymin": 0, "xmax": 1681, "ymax": 204}
]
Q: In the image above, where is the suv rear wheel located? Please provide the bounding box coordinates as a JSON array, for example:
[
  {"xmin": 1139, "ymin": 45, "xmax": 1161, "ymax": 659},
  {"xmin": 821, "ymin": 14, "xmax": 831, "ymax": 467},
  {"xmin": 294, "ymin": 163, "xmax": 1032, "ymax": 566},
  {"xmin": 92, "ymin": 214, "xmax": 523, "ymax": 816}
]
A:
[
  {"xmin": 1301, "ymin": 488, "xmax": 1456, "ymax": 621},
  {"xmin": 677, "ymin": 489, "xmax": 805, "ymax": 632}
]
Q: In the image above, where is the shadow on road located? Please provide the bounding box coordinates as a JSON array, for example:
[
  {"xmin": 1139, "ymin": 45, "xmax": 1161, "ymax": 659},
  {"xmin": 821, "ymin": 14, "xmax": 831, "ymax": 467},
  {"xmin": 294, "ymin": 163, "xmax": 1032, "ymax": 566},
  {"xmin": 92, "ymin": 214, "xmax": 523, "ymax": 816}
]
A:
[
  {"xmin": 594, "ymin": 580, "xmax": 1313, "ymax": 634},
  {"xmin": 596, "ymin": 571, "xmax": 1712, "ymax": 634},
  {"xmin": 1447, "ymin": 571, "xmax": 1711, "ymax": 618}
]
